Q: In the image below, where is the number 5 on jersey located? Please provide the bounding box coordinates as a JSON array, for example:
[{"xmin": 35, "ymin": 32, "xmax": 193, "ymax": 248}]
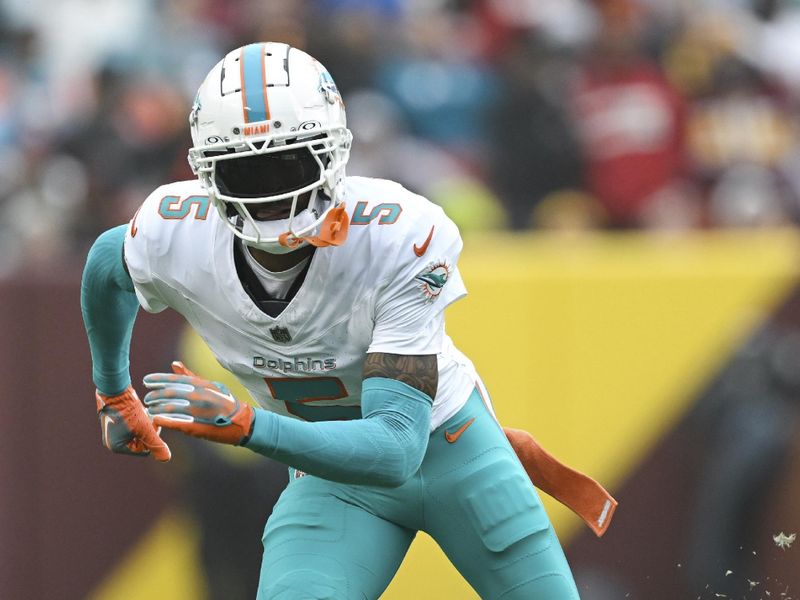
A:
[
  {"xmin": 132, "ymin": 195, "xmax": 210, "ymax": 237},
  {"xmin": 265, "ymin": 377, "xmax": 360, "ymax": 422},
  {"xmin": 158, "ymin": 195, "xmax": 210, "ymax": 220}
]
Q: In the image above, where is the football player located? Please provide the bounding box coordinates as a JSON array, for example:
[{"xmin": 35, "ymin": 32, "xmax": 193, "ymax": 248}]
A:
[{"xmin": 82, "ymin": 42, "xmax": 614, "ymax": 599}]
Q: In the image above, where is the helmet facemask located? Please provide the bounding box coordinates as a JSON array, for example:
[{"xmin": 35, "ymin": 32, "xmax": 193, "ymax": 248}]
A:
[{"xmin": 189, "ymin": 126, "xmax": 351, "ymax": 253}]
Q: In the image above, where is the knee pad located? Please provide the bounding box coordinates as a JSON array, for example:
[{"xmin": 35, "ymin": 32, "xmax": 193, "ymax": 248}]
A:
[
  {"xmin": 261, "ymin": 569, "xmax": 348, "ymax": 600},
  {"xmin": 456, "ymin": 461, "xmax": 550, "ymax": 553}
]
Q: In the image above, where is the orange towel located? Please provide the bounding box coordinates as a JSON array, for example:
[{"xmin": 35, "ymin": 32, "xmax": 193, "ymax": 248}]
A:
[{"xmin": 504, "ymin": 427, "xmax": 618, "ymax": 537}]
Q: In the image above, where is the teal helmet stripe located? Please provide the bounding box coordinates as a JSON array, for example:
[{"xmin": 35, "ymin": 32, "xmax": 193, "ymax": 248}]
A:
[{"xmin": 240, "ymin": 43, "xmax": 269, "ymax": 123}]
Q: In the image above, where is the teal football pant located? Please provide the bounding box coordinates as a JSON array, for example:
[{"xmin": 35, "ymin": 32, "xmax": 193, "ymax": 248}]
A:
[{"xmin": 258, "ymin": 388, "xmax": 580, "ymax": 599}]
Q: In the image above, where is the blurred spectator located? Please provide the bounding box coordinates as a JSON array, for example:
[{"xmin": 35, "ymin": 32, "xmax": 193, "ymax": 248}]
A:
[
  {"xmin": 313, "ymin": 0, "xmax": 403, "ymax": 20},
  {"xmin": 479, "ymin": 0, "xmax": 599, "ymax": 52},
  {"xmin": 57, "ymin": 70, "xmax": 192, "ymax": 243},
  {"xmin": 486, "ymin": 34, "xmax": 586, "ymax": 230},
  {"xmin": 728, "ymin": 0, "xmax": 800, "ymax": 96},
  {"xmin": 532, "ymin": 189, "xmax": 607, "ymax": 232},
  {"xmin": 707, "ymin": 164, "xmax": 792, "ymax": 227},
  {"xmin": 305, "ymin": 8, "xmax": 386, "ymax": 96},
  {"xmin": 684, "ymin": 55, "xmax": 797, "ymax": 226},
  {"xmin": 375, "ymin": 9, "xmax": 497, "ymax": 160},
  {"xmin": 347, "ymin": 89, "xmax": 467, "ymax": 193},
  {"xmin": 570, "ymin": 0, "xmax": 689, "ymax": 229}
]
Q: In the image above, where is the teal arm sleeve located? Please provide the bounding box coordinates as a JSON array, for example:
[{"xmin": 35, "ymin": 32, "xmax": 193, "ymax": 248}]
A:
[
  {"xmin": 245, "ymin": 377, "xmax": 433, "ymax": 487},
  {"xmin": 80, "ymin": 225, "xmax": 139, "ymax": 396}
]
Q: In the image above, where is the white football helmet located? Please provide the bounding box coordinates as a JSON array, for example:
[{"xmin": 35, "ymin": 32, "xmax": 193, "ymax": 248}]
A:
[{"xmin": 188, "ymin": 42, "xmax": 352, "ymax": 253}]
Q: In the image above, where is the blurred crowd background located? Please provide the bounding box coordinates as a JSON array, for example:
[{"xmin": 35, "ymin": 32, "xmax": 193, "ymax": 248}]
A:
[{"xmin": 4, "ymin": 0, "xmax": 800, "ymax": 275}]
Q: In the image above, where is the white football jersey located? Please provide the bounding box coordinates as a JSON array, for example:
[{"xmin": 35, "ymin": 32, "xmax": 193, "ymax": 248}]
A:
[{"xmin": 124, "ymin": 176, "xmax": 481, "ymax": 429}]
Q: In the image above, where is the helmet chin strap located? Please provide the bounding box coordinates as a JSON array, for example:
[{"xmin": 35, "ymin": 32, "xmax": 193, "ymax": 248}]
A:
[
  {"xmin": 278, "ymin": 203, "xmax": 349, "ymax": 249},
  {"xmin": 217, "ymin": 174, "xmax": 350, "ymax": 254},
  {"xmin": 243, "ymin": 236, "xmax": 304, "ymax": 255},
  {"xmin": 233, "ymin": 189, "xmax": 318, "ymax": 252}
]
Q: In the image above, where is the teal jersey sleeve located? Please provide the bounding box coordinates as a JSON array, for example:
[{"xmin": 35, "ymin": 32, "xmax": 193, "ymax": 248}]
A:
[
  {"xmin": 81, "ymin": 225, "xmax": 140, "ymax": 395},
  {"xmin": 245, "ymin": 377, "xmax": 433, "ymax": 487}
]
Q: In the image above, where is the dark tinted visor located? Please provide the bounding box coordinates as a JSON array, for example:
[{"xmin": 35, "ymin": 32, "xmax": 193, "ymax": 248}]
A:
[{"xmin": 213, "ymin": 147, "xmax": 320, "ymax": 198}]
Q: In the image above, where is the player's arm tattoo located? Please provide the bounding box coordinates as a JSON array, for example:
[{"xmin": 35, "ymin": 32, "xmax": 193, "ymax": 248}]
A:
[{"xmin": 363, "ymin": 353, "xmax": 438, "ymax": 399}]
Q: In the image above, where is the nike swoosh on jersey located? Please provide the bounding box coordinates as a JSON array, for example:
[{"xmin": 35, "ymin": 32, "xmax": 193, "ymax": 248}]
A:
[
  {"xmin": 444, "ymin": 417, "xmax": 475, "ymax": 443},
  {"xmin": 130, "ymin": 205, "xmax": 143, "ymax": 238},
  {"xmin": 413, "ymin": 225, "xmax": 435, "ymax": 257}
]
